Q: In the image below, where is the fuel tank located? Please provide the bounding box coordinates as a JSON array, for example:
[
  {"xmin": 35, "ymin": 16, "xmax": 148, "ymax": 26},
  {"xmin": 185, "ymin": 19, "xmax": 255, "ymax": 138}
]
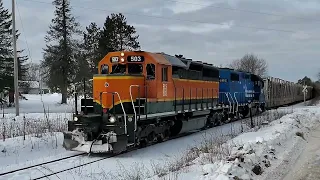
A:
[{"xmin": 170, "ymin": 114, "xmax": 208, "ymax": 136}]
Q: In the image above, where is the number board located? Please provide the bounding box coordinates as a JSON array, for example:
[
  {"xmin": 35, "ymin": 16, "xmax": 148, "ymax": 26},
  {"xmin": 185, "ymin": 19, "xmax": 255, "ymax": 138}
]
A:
[
  {"xmin": 110, "ymin": 56, "xmax": 119, "ymax": 63},
  {"xmin": 127, "ymin": 55, "xmax": 144, "ymax": 62},
  {"xmin": 219, "ymin": 78, "xmax": 228, "ymax": 82}
]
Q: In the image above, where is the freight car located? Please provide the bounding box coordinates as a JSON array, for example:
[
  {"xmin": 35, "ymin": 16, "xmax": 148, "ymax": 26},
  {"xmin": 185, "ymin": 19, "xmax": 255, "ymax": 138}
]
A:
[
  {"xmin": 263, "ymin": 77, "xmax": 313, "ymax": 109},
  {"xmin": 62, "ymin": 51, "xmax": 311, "ymax": 154}
]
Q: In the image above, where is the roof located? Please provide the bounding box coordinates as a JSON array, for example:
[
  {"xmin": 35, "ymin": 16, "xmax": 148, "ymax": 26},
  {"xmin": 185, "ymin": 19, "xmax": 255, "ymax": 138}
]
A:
[
  {"xmin": 153, "ymin": 53, "xmax": 188, "ymax": 68},
  {"xmin": 18, "ymin": 80, "xmax": 49, "ymax": 89}
]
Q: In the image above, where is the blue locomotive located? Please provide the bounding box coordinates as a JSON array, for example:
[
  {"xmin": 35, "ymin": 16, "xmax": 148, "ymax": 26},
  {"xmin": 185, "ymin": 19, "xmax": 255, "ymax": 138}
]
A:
[{"xmin": 217, "ymin": 67, "xmax": 265, "ymax": 122}]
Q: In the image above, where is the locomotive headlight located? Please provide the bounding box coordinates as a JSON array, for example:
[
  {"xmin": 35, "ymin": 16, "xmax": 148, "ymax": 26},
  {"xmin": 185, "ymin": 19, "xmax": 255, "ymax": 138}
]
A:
[
  {"xmin": 109, "ymin": 116, "xmax": 116, "ymax": 123},
  {"xmin": 73, "ymin": 117, "xmax": 78, "ymax": 121},
  {"xmin": 120, "ymin": 58, "xmax": 125, "ymax": 62},
  {"xmin": 120, "ymin": 52, "xmax": 124, "ymax": 57}
]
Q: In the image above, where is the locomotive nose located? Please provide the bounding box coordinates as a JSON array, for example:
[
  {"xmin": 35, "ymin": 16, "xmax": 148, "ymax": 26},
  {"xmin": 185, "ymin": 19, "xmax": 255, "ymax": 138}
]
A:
[{"xmin": 92, "ymin": 75, "xmax": 145, "ymax": 112}]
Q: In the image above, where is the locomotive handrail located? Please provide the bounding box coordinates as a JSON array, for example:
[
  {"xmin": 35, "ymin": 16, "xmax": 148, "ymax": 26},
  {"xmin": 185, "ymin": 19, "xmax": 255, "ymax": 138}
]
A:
[
  {"xmin": 228, "ymin": 92, "xmax": 235, "ymax": 114},
  {"xmin": 220, "ymin": 92, "xmax": 232, "ymax": 113},
  {"xmin": 233, "ymin": 92, "xmax": 239, "ymax": 112},
  {"xmin": 130, "ymin": 85, "xmax": 140, "ymax": 132},
  {"xmin": 100, "ymin": 91, "xmax": 127, "ymax": 134}
]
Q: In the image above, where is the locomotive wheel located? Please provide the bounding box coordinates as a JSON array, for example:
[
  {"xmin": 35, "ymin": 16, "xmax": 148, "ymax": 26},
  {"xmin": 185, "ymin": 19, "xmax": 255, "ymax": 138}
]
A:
[
  {"xmin": 163, "ymin": 129, "xmax": 170, "ymax": 141},
  {"xmin": 157, "ymin": 133, "xmax": 164, "ymax": 143},
  {"xmin": 147, "ymin": 132, "xmax": 157, "ymax": 144},
  {"xmin": 220, "ymin": 111, "xmax": 228, "ymax": 124},
  {"xmin": 139, "ymin": 139, "xmax": 147, "ymax": 148},
  {"xmin": 214, "ymin": 112, "xmax": 222, "ymax": 126},
  {"xmin": 225, "ymin": 111, "xmax": 233, "ymax": 123},
  {"xmin": 240, "ymin": 106, "xmax": 249, "ymax": 118}
]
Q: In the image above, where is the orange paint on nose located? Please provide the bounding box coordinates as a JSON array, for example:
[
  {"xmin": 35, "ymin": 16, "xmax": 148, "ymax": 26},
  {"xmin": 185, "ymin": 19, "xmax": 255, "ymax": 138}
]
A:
[{"xmin": 93, "ymin": 75, "xmax": 145, "ymax": 109}]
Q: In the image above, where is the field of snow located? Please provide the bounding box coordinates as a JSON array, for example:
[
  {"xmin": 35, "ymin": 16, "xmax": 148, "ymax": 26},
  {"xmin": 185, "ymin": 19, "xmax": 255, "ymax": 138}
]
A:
[
  {"xmin": 1, "ymin": 93, "xmax": 78, "ymax": 114},
  {"xmin": 0, "ymin": 93, "xmax": 79, "ymax": 140}
]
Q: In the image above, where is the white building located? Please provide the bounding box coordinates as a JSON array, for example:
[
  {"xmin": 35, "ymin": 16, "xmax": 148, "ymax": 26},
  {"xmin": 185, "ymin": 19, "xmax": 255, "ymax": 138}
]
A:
[{"xmin": 18, "ymin": 80, "xmax": 51, "ymax": 94}]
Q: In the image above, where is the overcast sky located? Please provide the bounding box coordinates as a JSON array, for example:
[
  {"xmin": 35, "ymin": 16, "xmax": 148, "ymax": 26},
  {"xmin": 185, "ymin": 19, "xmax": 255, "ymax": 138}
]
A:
[{"xmin": 3, "ymin": 0, "xmax": 320, "ymax": 82}]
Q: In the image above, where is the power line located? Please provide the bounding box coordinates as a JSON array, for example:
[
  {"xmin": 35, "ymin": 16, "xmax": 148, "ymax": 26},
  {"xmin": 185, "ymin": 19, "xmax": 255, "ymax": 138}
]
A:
[
  {"xmin": 164, "ymin": 0, "xmax": 320, "ymax": 23},
  {"xmin": 16, "ymin": 0, "xmax": 33, "ymax": 65},
  {"xmin": 22, "ymin": 0, "xmax": 300, "ymax": 33}
]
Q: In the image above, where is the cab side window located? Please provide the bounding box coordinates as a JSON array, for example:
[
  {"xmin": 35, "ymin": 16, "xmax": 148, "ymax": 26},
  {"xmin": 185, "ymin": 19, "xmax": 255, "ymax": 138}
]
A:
[
  {"xmin": 162, "ymin": 67, "xmax": 168, "ymax": 82},
  {"xmin": 146, "ymin": 64, "xmax": 155, "ymax": 80}
]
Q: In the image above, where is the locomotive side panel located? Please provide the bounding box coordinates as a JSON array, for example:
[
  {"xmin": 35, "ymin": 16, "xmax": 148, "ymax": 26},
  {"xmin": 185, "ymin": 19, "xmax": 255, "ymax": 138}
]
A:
[{"xmin": 173, "ymin": 78, "xmax": 219, "ymax": 112}]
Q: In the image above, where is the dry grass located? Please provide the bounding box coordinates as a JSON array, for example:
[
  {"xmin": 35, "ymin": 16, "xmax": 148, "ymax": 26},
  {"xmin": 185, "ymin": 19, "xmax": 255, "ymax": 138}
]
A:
[
  {"xmin": 242, "ymin": 108, "xmax": 294, "ymax": 131},
  {"xmin": 0, "ymin": 95, "xmax": 72, "ymax": 141},
  {"xmin": 0, "ymin": 113, "xmax": 70, "ymax": 141}
]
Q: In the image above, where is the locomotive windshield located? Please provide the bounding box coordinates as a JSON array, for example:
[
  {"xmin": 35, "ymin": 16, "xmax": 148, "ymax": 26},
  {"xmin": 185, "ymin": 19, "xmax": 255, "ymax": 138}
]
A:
[
  {"xmin": 128, "ymin": 64, "xmax": 143, "ymax": 74},
  {"xmin": 110, "ymin": 64, "xmax": 143, "ymax": 75},
  {"xmin": 111, "ymin": 64, "xmax": 126, "ymax": 74}
]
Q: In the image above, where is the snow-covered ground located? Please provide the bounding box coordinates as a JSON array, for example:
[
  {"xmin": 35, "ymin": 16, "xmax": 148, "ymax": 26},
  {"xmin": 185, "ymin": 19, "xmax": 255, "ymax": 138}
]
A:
[
  {"xmin": 146, "ymin": 106, "xmax": 320, "ymax": 180},
  {"xmin": 0, "ymin": 93, "xmax": 78, "ymax": 140},
  {"xmin": 0, "ymin": 101, "xmax": 320, "ymax": 180},
  {"xmin": 0, "ymin": 133, "xmax": 79, "ymax": 168},
  {"xmin": 0, "ymin": 94, "xmax": 319, "ymax": 180},
  {"xmin": 1, "ymin": 93, "xmax": 77, "ymax": 114},
  {"xmin": 281, "ymin": 121, "xmax": 320, "ymax": 180}
]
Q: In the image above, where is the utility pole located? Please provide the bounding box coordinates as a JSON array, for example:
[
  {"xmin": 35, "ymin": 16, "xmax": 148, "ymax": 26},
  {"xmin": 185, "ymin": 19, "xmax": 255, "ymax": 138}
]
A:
[{"xmin": 12, "ymin": 0, "xmax": 19, "ymax": 116}]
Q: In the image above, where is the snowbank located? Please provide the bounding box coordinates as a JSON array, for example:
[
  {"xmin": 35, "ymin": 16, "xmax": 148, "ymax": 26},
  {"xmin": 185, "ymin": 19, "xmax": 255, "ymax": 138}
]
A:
[{"xmin": 148, "ymin": 107, "xmax": 320, "ymax": 180}]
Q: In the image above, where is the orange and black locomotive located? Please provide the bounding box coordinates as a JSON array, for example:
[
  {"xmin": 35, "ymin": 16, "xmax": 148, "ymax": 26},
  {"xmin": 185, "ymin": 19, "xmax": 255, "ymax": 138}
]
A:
[{"xmin": 63, "ymin": 51, "xmax": 223, "ymax": 153}]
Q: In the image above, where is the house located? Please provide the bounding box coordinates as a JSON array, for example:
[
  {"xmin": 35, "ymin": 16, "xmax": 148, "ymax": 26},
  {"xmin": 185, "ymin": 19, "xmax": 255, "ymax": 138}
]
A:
[{"xmin": 18, "ymin": 80, "xmax": 51, "ymax": 94}]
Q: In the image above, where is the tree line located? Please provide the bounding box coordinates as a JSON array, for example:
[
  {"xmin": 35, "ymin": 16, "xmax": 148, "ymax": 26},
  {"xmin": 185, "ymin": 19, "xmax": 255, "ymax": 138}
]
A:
[
  {"xmin": 40, "ymin": 0, "xmax": 140, "ymax": 103},
  {"xmin": 1, "ymin": 0, "xmax": 319, "ymax": 104},
  {"xmin": 0, "ymin": 0, "xmax": 28, "ymax": 95}
]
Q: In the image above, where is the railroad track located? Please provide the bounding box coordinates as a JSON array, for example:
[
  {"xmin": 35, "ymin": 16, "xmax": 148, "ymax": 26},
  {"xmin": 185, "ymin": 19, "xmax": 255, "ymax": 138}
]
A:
[
  {"xmin": 0, "ymin": 130, "xmax": 196, "ymax": 180},
  {"xmin": 29, "ymin": 131, "xmax": 198, "ymax": 180},
  {"xmin": 31, "ymin": 154, "xmax": 117, "ymax": 180},
  {"xmin": 0, "ymin": 153, "xmax": 86, "ymax": 177}
]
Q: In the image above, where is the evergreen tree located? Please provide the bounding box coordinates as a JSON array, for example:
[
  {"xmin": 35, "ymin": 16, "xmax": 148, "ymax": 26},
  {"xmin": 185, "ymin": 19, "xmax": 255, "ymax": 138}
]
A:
[
  {"xmin": 297, "ymin": 76, "xmax": 313, "ymax": 86},
  {"xmin": 99, "ymin": 13, "xmax": 140, "ymax": 55},
  {"xmin": 73, "ymin": 43, "xmax": 91, "ymax": 83},
  {"xmin": 83, "ymin": 22, "xmax": 102, "ymax": 74},
  {"xmin": 0, "ymin": 0, "xmax": 28, "ymax": 92},
  {"xmin": 17, "ymin": 48, "xmax": 28, "ymax": 80},
  {"xmin": 82, "ymin": 14, "xmax": 140, "ymax": 75},
  {"xmin": 42, "ymin": 0, "xmax": 81, "ymax": 104}
]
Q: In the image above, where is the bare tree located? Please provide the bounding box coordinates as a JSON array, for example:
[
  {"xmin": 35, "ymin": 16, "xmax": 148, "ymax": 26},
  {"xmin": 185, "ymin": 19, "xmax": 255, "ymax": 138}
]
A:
[
  {"xmin": 25, "ymin": 63, "xmax": 40, "ymax": 81},
  {"xmin": 229, "ymin": 53, "xmax": 268, "ymax": 77}
]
